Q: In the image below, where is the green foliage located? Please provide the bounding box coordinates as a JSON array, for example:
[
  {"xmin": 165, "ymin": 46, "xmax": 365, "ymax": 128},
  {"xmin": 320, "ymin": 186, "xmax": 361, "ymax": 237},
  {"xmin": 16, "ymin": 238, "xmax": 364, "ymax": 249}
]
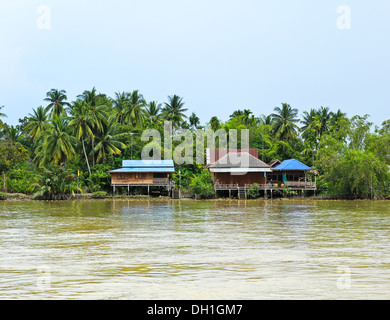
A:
[
  {"xmin": 173, "ymin": 164, "xmax": 202, "ymax": 188},
  {"xmin": 323, "ymin": 149, "xmax": 390, "ymax": 199},
  {"xmin": 0, "ymin": 192, "xmax": 7, "ymax": 200},
  {"xmin": 190, "ymin": 169, "xmax": 215, "ymax": 199},
  {"xmin": 6, "ymin": 164, "xmax": 39, "ymax": 194},
  {"xmin": 0, "ymin": 141, "xmax": 29, "ymax": 173},
  {"xmin": 91, "ymin": 191, "xmax": 108, "ymax": 198},
  {"xmin": 32, "ymin": 165, "xmax": 81, "ymax": 200},
  {"xmin": 83, "ymin": 164, "xmax": 112, "ymax": 192},
  {"xmin": 1, "ymin": 87, "xmax": 390, "ymax": 200},
  {"xmin": 271, "ymin": 103, "xmax": 300, "ymax": 141},
  {"xmin": 162, "ymin": 95, "xmax": 188, "ymax": 130},
  {"xmin": 247, "ymin": 183, "xmax": 260, "ymax": 199},
  {"xmin": 33, "ymin": 113, "xmax": 77, "ymax": 166},
  {"xmin": 0, "ymin": 141, "xmax": 29, "ymax": 191}
]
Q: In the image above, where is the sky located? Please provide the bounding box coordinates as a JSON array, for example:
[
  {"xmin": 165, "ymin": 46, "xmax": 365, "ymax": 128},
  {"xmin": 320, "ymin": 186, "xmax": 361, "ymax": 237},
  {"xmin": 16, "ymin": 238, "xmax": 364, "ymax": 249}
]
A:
[{"xmin": 0, "ymin": 0, "xmax": 389, "ymax": 127}]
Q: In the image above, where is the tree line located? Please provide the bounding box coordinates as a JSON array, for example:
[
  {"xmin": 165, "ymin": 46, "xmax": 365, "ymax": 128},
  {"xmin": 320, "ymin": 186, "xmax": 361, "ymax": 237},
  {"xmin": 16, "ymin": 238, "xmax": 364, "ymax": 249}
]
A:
[{"xmin": 1, "ymin": 88, "xmax": 389, "ymax": 199}]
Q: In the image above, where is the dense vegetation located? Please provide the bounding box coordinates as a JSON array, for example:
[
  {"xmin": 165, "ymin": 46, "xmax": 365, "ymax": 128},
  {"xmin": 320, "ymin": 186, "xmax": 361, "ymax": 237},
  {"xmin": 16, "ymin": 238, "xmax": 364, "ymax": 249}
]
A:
[{"xmin": 1, "ymin": 88, "xmax": 389, "ymax": 199}]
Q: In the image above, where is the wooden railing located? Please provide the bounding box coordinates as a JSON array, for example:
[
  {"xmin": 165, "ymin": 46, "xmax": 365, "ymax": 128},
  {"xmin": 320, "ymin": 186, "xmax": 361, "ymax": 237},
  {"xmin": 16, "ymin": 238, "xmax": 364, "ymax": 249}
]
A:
[
  {"xmin": 284, "ymin": 181, "xmax": 316, "ymax": 188},
  {"xmin": 214, "ymin": 182, "xmax": 316, "ymax": 190},
  {"xmin": 112, "ymin": 179, "xmax": 174, "ymax": 187},
  {"xmin": 153, "ymin": 178, "xmax": 173, "ymax": 186}
]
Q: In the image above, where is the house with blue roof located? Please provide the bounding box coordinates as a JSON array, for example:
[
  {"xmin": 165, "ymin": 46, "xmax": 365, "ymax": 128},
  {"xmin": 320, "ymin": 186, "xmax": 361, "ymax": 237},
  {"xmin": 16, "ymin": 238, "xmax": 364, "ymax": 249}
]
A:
[
  {"xmin": 108, "ymin": 160, "xmax": 175, "ymax": 194},
  {"xmin": 206, "ymin": 148, "xmax": 316, "ymax": 199},
  {"xmin": 268, "ymin": 159, "xmax": 316, "ymax": 190}
]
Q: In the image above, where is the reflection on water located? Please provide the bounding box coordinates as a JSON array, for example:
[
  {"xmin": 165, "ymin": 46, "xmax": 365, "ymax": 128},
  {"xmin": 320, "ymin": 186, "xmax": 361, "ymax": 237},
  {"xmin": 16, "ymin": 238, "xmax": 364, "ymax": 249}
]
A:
[{"xmin": 1, "ymin": 199, "xmax": 390, "ymax": 299}]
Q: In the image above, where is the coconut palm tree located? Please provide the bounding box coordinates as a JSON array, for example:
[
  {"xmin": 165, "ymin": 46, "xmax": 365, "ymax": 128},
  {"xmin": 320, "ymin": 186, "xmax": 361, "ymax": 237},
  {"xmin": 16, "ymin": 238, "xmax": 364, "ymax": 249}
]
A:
[
  {"xmin": 317, "ymin": 106, "xmax": 332, "ymax": 137},
  {"xmin": 68, "ymin": 100, "xmax": 95, "ymax": 175},
  {"xmin": 189, "ymin": 112, "xmax": 200, "ymax": 130},
  {"xmin": 125, "ymin": 90, "xmax": 146, "ymax": 127},
  {"xmin": 330, "ymin": 109, "xmax": 347, "ymax": 132},
  {"xmin": 0, "ymin": 106, "xmax": 7, "ymax": 129},
  {"xmin": 25, "ymin": 106, "xmax": 49, "ymax": 140},
  {"xmin": 162, "ymin": 95, "xmax": 188, "ymax": 130},
  {"xmin": 242, "ymin": 109, "xmax": 253, "ymax": 129},
  {"xmin": 300, "ymin": 108, "xmax": 318, "ymax": 140},
  {"xmin": 259, "ymin": 114, "xmax": 274, "ymax": 126},
  {"xmin": 112, "ymin": 91, "xmax": 129, "ymax": 125},
  {"xmin": 77, "ymin": 87, "xmax": 99, "ymax": 106},
  {"xmin": 34, "ymin": 113, "xmax": 76, "ymax": 166},
  {"xmin": 144, "ymin": 101, "xmax": 162, "ymax": 125},
  {"xmin": 44, "ymin": 89, "xmax": 70, "ymax": 117},
  {"xmin": 91, "ymin": 116, "xmax": 128, "ymax": 163},
  {"xmin": 77, "ymin": 88, "xmax": 108, "ymax": 166},
  {"xmin": 77, "ymin": 88, "xmax": 107, "ymax": 131},
  {"xmin": 1, "ymin": 124, "xmax": 22, "ymax": 145},
  {"xmin": 229, "ymin": 110, "xmax": 244, "ymax": 119},
  {"xmin": 209, "ymin": 116, "xmax": 221, "ymax": 131},
  {"xmin": 271, "ymin": 103, "xmax": 300, "ymax": 141}
]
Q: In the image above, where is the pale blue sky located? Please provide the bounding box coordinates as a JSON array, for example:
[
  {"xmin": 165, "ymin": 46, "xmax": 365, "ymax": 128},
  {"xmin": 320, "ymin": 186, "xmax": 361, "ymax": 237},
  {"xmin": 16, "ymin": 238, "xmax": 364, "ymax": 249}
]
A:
[{"xmin": 1, "ymin": 0, "xmax": 389, "ymax": 126}]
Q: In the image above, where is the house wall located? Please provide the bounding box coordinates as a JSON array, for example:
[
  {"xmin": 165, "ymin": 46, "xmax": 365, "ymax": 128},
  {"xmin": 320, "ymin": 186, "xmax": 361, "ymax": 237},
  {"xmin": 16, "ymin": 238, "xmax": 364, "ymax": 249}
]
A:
[
  {"xmin": 111, "ymin": 172, "xmax": 154, "ymax": 185},
  {"xmin": 212, "ymin": 172, "xmax": 266, "ymax": 186}
]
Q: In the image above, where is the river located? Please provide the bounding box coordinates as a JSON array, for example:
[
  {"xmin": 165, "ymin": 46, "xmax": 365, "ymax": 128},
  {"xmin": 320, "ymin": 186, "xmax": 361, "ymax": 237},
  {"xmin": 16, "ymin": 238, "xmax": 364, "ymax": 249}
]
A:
[{"xmin": 0, "ymin": 199, "xmax": 389, "ymax": 299}]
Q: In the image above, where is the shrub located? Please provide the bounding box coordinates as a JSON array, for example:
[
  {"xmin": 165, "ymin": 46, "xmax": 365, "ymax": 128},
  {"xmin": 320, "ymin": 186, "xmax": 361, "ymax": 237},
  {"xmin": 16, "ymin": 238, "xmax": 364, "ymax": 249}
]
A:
[
  {"xmin": 247, "ymin": 183, "xmax": 260, "ymax": 199},
  {"xmin": 91, "ymin": 191, "xmax": 108, "ymax": 199},
  {"xmin": 32, "ymin": 165, "xmax": 80, "ymax": 200},
  {"xmin": 190, "ymin": 169, "xmax": 215, "ymax": 199}
]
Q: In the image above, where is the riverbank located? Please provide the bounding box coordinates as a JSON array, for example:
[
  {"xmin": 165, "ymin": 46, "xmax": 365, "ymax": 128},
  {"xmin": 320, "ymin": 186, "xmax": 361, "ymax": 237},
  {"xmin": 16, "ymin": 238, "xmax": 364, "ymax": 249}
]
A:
[{"xmin": 1, "ymin": 192, "xmax": 388, "ymax": 202}]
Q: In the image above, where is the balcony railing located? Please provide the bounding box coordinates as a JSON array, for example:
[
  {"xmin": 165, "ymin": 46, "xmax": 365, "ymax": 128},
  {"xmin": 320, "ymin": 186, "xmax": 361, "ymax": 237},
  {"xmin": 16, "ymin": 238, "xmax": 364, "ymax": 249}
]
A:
[
  {"xmin": 112, "ymin": 178, "xmax": 175, "ymax": 187},
  {"xmin": 214, "ymin": 181, "xmax": 316, "ymax": 190}
]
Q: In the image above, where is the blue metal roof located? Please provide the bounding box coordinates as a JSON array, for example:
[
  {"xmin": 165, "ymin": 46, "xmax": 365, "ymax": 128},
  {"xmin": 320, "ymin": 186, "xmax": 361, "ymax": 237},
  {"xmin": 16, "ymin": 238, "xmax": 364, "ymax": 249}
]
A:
[
  {"xmin": 109, "ymin": 167, "xmax": 175, "ymax": 173},
  {"xmin": 273, "ymin": 159, "xmax": 312, "ymax": 171},
  {"xmin": 122, "ymin": 160, "xmax": 174, "ymax": 168},
  {"xmin": 109, "ymin": 160, "xmax": 175, "ymax": 173}
]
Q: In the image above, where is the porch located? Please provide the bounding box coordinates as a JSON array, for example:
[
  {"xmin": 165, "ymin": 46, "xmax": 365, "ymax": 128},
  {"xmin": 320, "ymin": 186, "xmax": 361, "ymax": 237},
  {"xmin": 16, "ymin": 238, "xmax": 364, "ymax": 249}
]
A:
[{"xmin": 214, "ymin": 181, "xmax": 317, "ymax": 191}]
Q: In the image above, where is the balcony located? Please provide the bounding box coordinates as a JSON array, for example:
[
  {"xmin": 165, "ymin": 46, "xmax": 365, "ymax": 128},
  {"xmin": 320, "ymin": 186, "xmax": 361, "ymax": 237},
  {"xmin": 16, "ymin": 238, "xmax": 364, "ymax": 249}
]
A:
[{"xmin": 214, "ymin": 181, "xmax": 316, "ymax": 191}]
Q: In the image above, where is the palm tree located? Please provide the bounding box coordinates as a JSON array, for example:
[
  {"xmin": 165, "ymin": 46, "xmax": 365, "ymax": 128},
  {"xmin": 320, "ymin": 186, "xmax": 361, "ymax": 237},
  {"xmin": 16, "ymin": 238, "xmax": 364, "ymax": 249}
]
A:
[
  {"xmin": 330, "ymin": 109, "xmax": 347, "ymax": 132},
  {"xmin": 144, "ymin": 101, "xmax": 162, "ymax": 125},
  {"xmin": 77, "ymin": 88, "xmax": 107, "ymax": 130},
  {"xmin": 91, "ymin": 116, "xmax": 128, "ymax": 163},
  {"xmin": 25, "ymin": 106, "xmax": 49, "ymax": 140},
  {"xmin": 44, "ymin": 89, "xmax": 70, "ymax": 117},
  {"xmin": 112, "ymin": 91, "xmax": 129, "ymax": 125},
  {"xmin": 77, "ymin": 87, "xmax": 100, "ymax": 106},
  {"xmin": 0, "ymin": 106, "xmax": 7, "ymax": 129},
  {"xmin": 162, "ymin": 95, "xmax": 188, "ymax": 130},
  {"xmin": 271, "ymin": 103, "xmax": 300, "ymax": 141},
  {"xmin": 1, "ymin": 124, "xmax": 22, "ymax": 145},
  {"xmin": 259, "ymin": 114, "xmax": 274, "ymax": 126},
  {"xmin": 125, "ymin": 90, "xmax": 146, "ymax": 127},
  {"xmin": 77, "ymin": 88, "xmax": 108, "ymax": 166},
  {"xmin": 34, "ymin": 113, "xmax": 76, "ymax": 166},
  {"xmin": 68, "ymin": 100, "xmax": 95, "ymax": 175},
  {"xmin": 300, "ymin": 108, "xmax": 318, "ymax": 141},
  {"xmin": 189, "ymin": 112, "xmax": 200, "ymax": 130},
  {"xmin": 242, "ymin": 109, "xmax": 253, "ymax": 129},
  {"xmin": 317, "ymin": 106, "xmax": 332, "ymax": 137},
  {"xmin": 209, "ymin": 116, "xmax": 221, "ymax": 131},
  {"xmin": 229, "ymin": 110, "xmax": 244, "ymax": 119}
]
